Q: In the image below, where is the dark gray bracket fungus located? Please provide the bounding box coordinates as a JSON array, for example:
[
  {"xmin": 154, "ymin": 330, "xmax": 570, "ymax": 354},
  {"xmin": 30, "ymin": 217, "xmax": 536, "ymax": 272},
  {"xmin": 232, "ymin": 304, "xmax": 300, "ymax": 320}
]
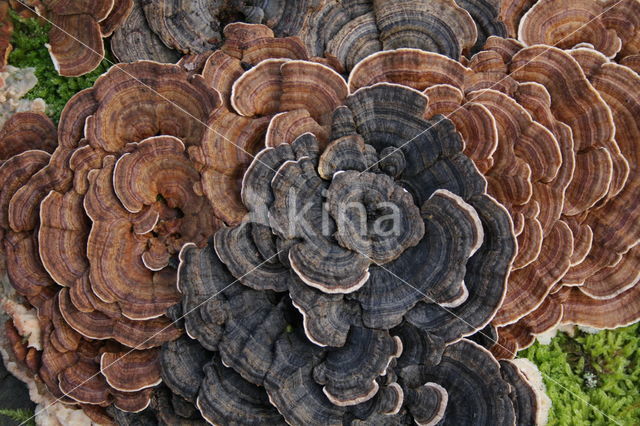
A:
[
  {"xmin": 178, "ymin": 241, "xmax": 289, "ymax": 384},
  {"xmin": 499, "ymin": 360, "xmax": 539, "ymax": 426},
  {"xmin": 107, "ymin": 385, "xmax": 207, "ymax": 425},
  {"xmin": 330, "ymin": 105, "xmax": 358, "ymax": 140},
  {"xmin": 244, "ymin": 0, "xmax": 325, "ymax": 39},
  {"xmin": 168, "ymin": 243, "xmax": 528, "ymax": 425},
  {"xmin": 379, "ymin": 145, "xmax": 407, "ymax": 178},
  {"xmin": 160, "ymin": 335, "xmax": 211, "ymax": 403},
  {"xmin": 112, "ymin": 0, "xmax": 181, "ymax": 63},
  {"xmin": 313, "ymin": 327, "xmax": 403, "ymax": 406},
  {"xmin": 342, "ymin": 84, "xmax": 513, "ymax": 335},
  {"xmin": 261, "ymin": 329, "xmax": 407, "ymax": 425},
  {"xmin": 136, "ymin": 0, "xmax": 320, "ymax": 56},
  {"xmin": 177, "ymin": 242, "xmax": 230, "ymax": 351},
  {"xmin": 197, "ymin": 355, "xmax": 285, "ymax": 425},
  {"xmin": 393, "ymin": 323, "xmax": 446, "ymax": 370},
  {"xmin": 241, "ymin": 143, "xmax": 297, "ymax": 225},
  {"xmin": 405, "ymin": 382, "xmax": 448, "ymax": 426},
  {"xmin": 327, "ymin": 170, "xmax": 425, "ymax": 264},
  {"xmin": 372, "ymin": 0, "xmax": 476, "ymax": 57},
  {"xmin": 171, "ymin": 240, "xmax": 415, "ymax": 425},
  {"xmin": 405, "ymin": 193, "xmax": 515, "ymax": 343},
  {"xmin": 299, "ymin": 0, "xmax": 508, "ymax": 71},
  {"xmin": 267, "ymin": 156, "xmax": 373, "ymax": 293},
  {"xmin": 214, "ymin": 223, "xmax": 291, "ymax": 292},
  {"xmin": 202, "ymin": 82, "xmax": 513, "ymax": 346},
  {"xmin": 396, "ymin": 338, "xmax": 517, "ymax": 426},
  {"xmin": 288, "ymin": 274, "xmax": 358, "ymax": 348},
  {"xmin": 348, "ymin": 188, "xmax": 485, "ymax": 330},
  {"xmin": 168, "ymin": 229, "xmax": 517, "ymax": 425},
  {"xmin": 363, "ymin": 189, "xmax": 479, "ymax": 295},
  {"xmin": 141, "ymin": 0, "xmax": 231, "ymax": 54},
  {"xmin": 261, "ymin": 331, "xmax": 345, "ymax": 425},
  {"xmin": 454, "ymin": 0, "xmax": 507, "ymax": 54},
  {"xmin": 318, "ymin": 134, "xmax": 365, "ymax": 178}
]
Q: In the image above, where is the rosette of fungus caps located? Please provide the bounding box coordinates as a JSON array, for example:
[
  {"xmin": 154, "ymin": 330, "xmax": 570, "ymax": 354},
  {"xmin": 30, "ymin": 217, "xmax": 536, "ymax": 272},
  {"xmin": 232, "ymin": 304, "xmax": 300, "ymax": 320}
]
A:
[
  {"xmin": 161, "ymin": 76, "xmax": 545, "ymax": 424},
  {"xmin": 341, "ymin": 32, "xmax": 640, "ymax": 358},
  {"xmin": 6, "ymin": 23, "xmax": 534, "ymax": 418},
  {"xmin": 0, "ymin": 24, "xmax": 287, "ymax": 418}
]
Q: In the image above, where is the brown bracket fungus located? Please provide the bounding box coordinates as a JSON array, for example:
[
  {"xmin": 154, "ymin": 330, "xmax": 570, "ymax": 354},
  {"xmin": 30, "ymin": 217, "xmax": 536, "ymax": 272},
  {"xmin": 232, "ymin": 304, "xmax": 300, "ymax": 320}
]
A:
[
  {"xmin": 0, "ymin": 111, "xmax": 56, "ymax": 160},
  {"xmin": 28, "ymin": 0, "xmax": 134, "ymax": 76},
  {"xmin": 480, "ymin": 43, "xmax": 640, "ymax": 353},
  {"xmin": 491, "ymin": 45, "xmax": 640, "ymax": 352},
  {"xmin": 518, "ymin": 0, "xmax": 623, "ymax": 58},
  {"xmin": 517, "ymin": 0, "xmax": 640, "ymax": 61},
  {"xmin": 0, "ymin": 111, "xmax": 56, "ymax": 276},
  {"xmin": 0, "ymin": 55, "xmax": 285, "ymax": 415}
]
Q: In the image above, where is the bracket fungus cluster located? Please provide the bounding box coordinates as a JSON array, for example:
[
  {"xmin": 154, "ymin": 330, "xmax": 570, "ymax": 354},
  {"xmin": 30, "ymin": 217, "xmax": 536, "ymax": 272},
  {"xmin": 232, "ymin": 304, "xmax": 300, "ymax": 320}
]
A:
[
  {"xmin": 297, "ymin": 0, "xmax": 505, "ymax": 70},
  {"xmin": 489, "ymin": 42, "xmax": 640, "ymax": 357},
  {"xmin": 0, "ymin": 24, "xmax": 527, "ymax": 423},
  {"xmin": 110, "ymin": 0, "xmax": 508, "ymax": 71},
  {"xmin": 162, "ymin": 81, "xmax": 547, "ymax": 425},
  {"xmin": 0, "ymin": 54, "xmax": 240, "ymax": 415},
  {"xmin": 110, "ymin": 0, "xmax": 322, "ymax": 63},
  {"xmin": 2, "ymin": 0, "xmax": 640, "ymax": 423},
  {"xmin": 334, "ymin": 28, "xmax": 640, "ymax": 359}
]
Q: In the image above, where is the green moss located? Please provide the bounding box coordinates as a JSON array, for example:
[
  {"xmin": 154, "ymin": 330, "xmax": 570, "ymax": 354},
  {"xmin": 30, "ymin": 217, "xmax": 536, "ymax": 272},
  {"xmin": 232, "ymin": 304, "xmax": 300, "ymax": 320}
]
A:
[
  {"xmin": 521, "ymin": 323, "xmax": 640, "ymax": 425},
  {"xmin": 7, "ymin": 11, "xmax": 111, "ymax": 123},
  {"xmin": 0, "ymin": 408, "xmax": 36, "ymax": 426}
]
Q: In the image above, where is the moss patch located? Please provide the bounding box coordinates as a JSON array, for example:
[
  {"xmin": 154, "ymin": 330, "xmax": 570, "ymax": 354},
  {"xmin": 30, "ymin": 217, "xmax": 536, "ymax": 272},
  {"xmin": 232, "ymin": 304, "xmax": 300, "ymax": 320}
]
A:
[
  {"xmin": 0, "ymin": 408, "xmax": 36, "ymax": 426},
  {"xmin": 521, "ymin": 323, "xmax": 639, "ymax": 425},
  {"xmin": 7, "ymin": 11, "xmax": 111, "ymax": 123}
]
